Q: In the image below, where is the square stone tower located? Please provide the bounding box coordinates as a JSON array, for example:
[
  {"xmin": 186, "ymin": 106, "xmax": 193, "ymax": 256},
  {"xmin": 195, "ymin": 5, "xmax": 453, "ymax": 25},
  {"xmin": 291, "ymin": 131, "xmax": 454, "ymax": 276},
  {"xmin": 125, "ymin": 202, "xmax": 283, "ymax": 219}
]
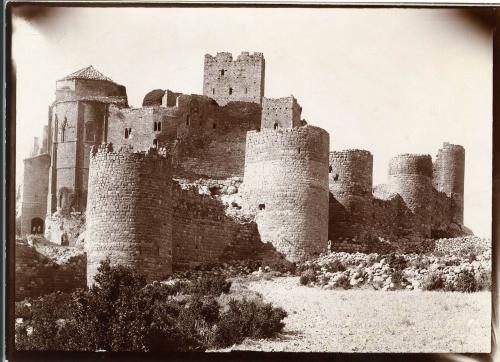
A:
[
  {"xmin": 262, "ymin": 96, "xmax": 302, "ymax": 129},
  {"xmin": 203, "ymin": 51, "xmax": 265, "ymax": 106}
]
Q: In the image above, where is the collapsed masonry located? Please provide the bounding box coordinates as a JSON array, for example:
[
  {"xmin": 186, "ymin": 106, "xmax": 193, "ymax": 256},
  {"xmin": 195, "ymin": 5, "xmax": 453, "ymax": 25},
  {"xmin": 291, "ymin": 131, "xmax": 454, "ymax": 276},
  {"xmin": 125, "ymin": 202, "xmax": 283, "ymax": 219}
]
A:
[{"xmin": 20, "ymin": 51, "xmax": 471, "ymax": 287}]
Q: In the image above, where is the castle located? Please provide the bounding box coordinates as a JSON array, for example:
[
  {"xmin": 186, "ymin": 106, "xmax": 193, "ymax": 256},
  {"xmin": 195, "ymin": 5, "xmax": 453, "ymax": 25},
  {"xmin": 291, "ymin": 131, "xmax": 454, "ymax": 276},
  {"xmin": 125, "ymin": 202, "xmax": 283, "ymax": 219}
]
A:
[{"xmin": 21, "ymin": 51, "xmax": 470, "ymax": 285}]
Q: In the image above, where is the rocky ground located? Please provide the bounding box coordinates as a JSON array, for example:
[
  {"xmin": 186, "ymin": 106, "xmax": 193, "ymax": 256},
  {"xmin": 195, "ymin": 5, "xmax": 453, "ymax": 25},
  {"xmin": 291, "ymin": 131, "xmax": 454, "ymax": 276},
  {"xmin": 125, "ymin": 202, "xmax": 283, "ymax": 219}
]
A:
[{"xmin": 218, "ymin": 276, "xmax": 491, "ymax": 353}]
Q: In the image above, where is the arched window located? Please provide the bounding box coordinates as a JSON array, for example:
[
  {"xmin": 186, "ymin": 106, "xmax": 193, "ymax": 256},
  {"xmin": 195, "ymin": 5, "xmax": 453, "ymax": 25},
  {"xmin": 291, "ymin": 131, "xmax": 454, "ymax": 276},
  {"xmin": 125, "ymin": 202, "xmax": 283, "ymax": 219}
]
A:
[
  {"xmin": 124, "ymin": 128, "xmax": 129, "ymax": 139},
  {"xmin": 153, "ymin": 139, "xmax": 158, "ymax": 148},
  {"xmin": 61, "ymin": 118, "xmax": 67, "ymax": 142},
  {"xmin": 329, "ymin": 165, "xmax": 333, "ymax": 173},
  {"xmin": 31, "ymin": 218, "xmax": 44, "ymax": 234},
  {"xmin": 229, "ymin": 87, "xmax": 233, "ymax": 95},
  {"xmin": 154, "ymin": 122, "xmax": 157, "ymax": 132},
  {"xmin": 220, "ymin": 69, "xmax": 225, "ymax": 76},
  {"xmin": 186, "ymin": 115, "xmax": 190, "ymax": 126},
  {"xmin": 157, "ymin": 122, "xmax": 161, "ymax": 131},
  {"xmin": 274, "ymin": 123, "xmax": 278, "ymax": 130},
  {"xmin": 298, "ymin": 148, "xmax": 301, "ymax": 154}
]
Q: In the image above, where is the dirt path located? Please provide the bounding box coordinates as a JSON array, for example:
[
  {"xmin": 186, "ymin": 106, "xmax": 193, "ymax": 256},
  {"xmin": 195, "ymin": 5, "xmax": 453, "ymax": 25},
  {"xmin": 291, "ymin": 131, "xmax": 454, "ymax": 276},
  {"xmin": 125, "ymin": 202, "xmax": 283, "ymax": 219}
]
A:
[{"xmin": 225, "ymin": 276, "xmax": 491, "ymax": 353}]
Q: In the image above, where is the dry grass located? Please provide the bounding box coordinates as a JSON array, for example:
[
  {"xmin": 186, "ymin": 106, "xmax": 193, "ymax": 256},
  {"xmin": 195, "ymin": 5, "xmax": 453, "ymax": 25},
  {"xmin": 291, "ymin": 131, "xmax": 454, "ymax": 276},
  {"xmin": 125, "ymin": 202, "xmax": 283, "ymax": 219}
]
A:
[{"xmin": 220, "ymin": 276, "xmax": 491, "ymax": 353}]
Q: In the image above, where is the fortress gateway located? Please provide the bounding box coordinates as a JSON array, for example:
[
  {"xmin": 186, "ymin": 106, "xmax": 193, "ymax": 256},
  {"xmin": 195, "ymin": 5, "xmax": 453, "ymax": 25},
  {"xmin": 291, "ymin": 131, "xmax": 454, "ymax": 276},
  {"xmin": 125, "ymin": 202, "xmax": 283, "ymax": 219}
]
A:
[{"xmin": 21, "ymin": 52, "xmax": 470, "ymax": 285}]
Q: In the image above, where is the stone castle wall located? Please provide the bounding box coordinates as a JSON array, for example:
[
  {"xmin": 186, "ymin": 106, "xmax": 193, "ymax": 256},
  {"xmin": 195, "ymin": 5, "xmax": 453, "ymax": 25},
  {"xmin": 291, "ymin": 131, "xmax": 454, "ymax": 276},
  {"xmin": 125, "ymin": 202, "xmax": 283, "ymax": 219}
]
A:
[
  {"xmin": 261, "ymin": 96, "xmax": 303, "ymax": 129},
  {"xmin": 328, "ymin": 150, "xmax": 374, "ymax": 243},
  {"xmin": 21, "ymin": 154, "xmax": 50, "ymax": 235},
  {"xmin": 203, "ymin": 52, "xmax": 265, "ymax": 106},
  {"xmin": 433, "ymin": 142, "xmax": 465, "ymax": 224},
  {"xmin": 171, "ymin": 183, "xmax": 263, "ymax": 270},
  {"xmin": 15, "ymin": 240, "xmax": 86, "ymax": 301},
  {"xmin": 241, "ymin": 125, "xmax": 330, "ymax": 261},
  {"xmin": 85, "ymin": 144, "xmax": 172, "ymax": 285},
  {"xmin": 107, "ymin": 94, "xmax": 261, "ymax": 180}
]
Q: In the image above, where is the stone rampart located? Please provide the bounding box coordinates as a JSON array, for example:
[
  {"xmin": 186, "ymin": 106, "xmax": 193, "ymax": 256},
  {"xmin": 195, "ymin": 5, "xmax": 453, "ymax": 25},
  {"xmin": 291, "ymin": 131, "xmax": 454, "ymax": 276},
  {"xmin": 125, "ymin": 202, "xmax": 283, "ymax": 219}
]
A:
[
  {"xmin": 241, "ymin": 125, "xmax": 330, "ymax": 261},
  {"xmin": 85, "ymin": 144, "xmax": 172, "ymax": 285}
]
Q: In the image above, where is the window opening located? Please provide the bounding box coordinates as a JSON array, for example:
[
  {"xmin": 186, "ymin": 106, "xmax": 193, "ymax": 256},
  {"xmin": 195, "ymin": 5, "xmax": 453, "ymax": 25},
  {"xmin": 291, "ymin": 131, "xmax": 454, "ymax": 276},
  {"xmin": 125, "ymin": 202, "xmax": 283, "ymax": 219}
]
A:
[{"xmin": 258, "ymin": 203, "xmax": 265, "ymax": 210}]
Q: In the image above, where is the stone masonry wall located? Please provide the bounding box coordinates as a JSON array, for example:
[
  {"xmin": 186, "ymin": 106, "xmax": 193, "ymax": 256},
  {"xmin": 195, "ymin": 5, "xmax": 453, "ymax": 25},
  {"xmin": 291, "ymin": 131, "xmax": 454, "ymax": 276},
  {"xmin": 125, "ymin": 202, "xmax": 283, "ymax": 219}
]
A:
[
  {"xmin": 241, "ymin": 125, "xmax": 330, "ymax": 261},
  {"xmin": 85, "ymin": 144, "xmax": 172, "ymax": 285},
  {"xmin": 21, "ymin": 154, "xmax": 50, "ymax": 235},
  {"xmin": 107, "ymin": 95, "xmax": 261, "ymax": 180},
  {"xmin": 388, "ymin": 154, "xmax": 433, "ymax": 237},
  {"xmin": 328, "ymin": 150, "xmax": 374, "ymax": 243},
  {"xmin": 203, "ymin": 52, "xmax": 265, "ymax": 106},
  {"xmin": 15, "ymin": 240, "xmax": 86, "ymax": 301},
  {"xmin": 171, "ymin": 182, "xmax": 263, "ymax": 270},
  {"xmin": 261, "ymin": 96, "xmax": 303, "ymax": 129},
  {"xmin": 433, "ymin": 142, "xmax": 465, "ymax": 224}
]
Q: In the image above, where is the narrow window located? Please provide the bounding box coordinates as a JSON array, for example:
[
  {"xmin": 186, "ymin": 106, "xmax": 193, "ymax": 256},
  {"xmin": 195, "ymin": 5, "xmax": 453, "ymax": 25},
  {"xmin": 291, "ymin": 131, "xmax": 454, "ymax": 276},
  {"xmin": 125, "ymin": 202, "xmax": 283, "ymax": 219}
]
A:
[
  {"xmin": 153, "ymin": 139, "xmax": 158, "ymax": 148},
  {"xmin": 61, "ymin": 126, "xmax": 66, "ymax": 142},
  {"xmin": 158, "ymin": 122, "xmax": 161, "ymax": 131},
  {"xmin": 186, "ymin": 115, "xmax": 190, "ymax": 126},
  {"xmin": 220, "ymin": 69, "xmax": 225, "ymax": 76},
  {"xmin": 274, "ymin": 123, "xmax": 278, "ymax": 130},
  {"xmin": 329, "ymin": 166, "xmax": 332, "ymax": 173},
  {"xmin": 334, "ymin": 174, "xmax": 339, "ymax": 181},
  {"xmin": 128, "ymin": 127, "xmax": 132, "ymax": 135},
  {"xmin": 124, "ymin": 128, "xmax": 129, "ymax": 139},
  {"xmin": 229, "ymin": 87, "xmax": 233, "ymax": 95},
  {"xmin": 245, "ymin": 87, "xmax": 248, "ymax": 94},
  {"xmin": 154, "ymin": 122, "xmax": 157, "ymax": 131},
  {"xmin": 258, "ymin": 203, "xmax": 265, "ymax": 210},
  {"xmin": 298, "ymin": 148, "xmax": 301, "ymax": 154},
  {"xmin": 213, "ymin": 123, "xmax": 216, "ymax": 129},
  {"xmin": 212, "ymin": 88, "xmax": 215, "ymax": 95}
]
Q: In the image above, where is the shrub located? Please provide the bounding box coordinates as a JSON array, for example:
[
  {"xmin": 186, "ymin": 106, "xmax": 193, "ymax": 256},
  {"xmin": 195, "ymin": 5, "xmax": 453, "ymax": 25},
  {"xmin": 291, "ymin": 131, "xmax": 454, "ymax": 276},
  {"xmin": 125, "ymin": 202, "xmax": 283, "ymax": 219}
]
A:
[
  {"xmin": 324, "ymin": 259, "xmax": 346, "ymax": 273},
  {"xmin": 385, "ymin": 253, "xmax": 407, "ymax": 271},
  {"xmin": 453, "ymin": 270, "xmax": 478, "ymax": 293},
  {"xmin": 265, "ymin": 258, "xmax": 296, "ymax": 274},
  {"xmin": 214, "ymin": 298, "xmax": 287, "ymax": 347},
  {"xmin": 391, "ymin": 270, "xmax": 404, "ymax": 287},
  {"xmin": 299, "ymin": 269, "xmax": 316, "ymax": 285},
  {"xmin": 335, "ymin": 274, "xmax": 351, "ymax": 290},
  {"xmin": 422, "ymin": 272, "xmax": 445, "ymax": 291},
  {"xmin": 476, "ymin": 270, "xmax": 492, "ymax": 291},
  {"xmin": 15, "ymin": 259, "xmax": 287, "ymax": 352},
  {"xmin": 189, "ymin": 274, "xmax": 232, "ymax": 296}
]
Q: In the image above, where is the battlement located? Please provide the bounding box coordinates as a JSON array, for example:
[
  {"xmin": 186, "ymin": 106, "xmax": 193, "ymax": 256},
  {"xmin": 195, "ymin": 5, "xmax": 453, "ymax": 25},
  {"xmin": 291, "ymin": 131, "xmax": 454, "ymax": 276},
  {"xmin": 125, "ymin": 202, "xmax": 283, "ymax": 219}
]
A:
[
  {"xmin": 388, "ymin": 154, "xmax": 433, "ymax": 178},
  {"xmin": 90, "ymin": 143, "xmax": 170, "ymax": 162},
  {"xmin": 203, "ymin": 51, "xmax": 265, "ymax": 106},
  {"xmin": 204, "ymin": 51, "xmax": 265, "ymax": 63},
  {"xmin": 262, "ymin": 96, "xmax": 303, "ymax": 129}
]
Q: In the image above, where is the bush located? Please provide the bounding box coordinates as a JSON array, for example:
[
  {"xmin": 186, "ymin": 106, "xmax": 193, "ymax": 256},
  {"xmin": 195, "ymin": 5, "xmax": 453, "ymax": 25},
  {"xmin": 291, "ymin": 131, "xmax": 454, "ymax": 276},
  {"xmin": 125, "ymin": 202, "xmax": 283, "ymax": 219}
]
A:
[
  {"xmin": 265, "ymin": 258, "xmax": 296, "ymax": 274},
  {"xmin": 189, "ymin": 274, "xmax": 232, "ymax": 296},
  {"xmin": 15, "ymin": 259, "xmax": 287, "ymax": 352},
  {"xmin": 324, "ymin": 259, "xmax": 346, "ymax": 273},
  {"xmin": 214, "ymin": 298, "xmax": 287, "ymax": 347},
  {"xmin": 391, "ymin": 270, "xmax": 404, "ymax": 287},
  {"xmin": 453, "ymin": 270, "xmax": 478, "ymax": 293},
  {"xmin": 476, "ymin": 270, "xmax": 492, "ymax": 291},
  {"xmin": 385, "ymin": 253, "xmax": 407, "ymax": 271},
  {"xmin": 422, "ymin": 272, "xmax": 445, "ymax": 291},
  {"xmin": 299, "ymin": 269, "xmax": 316, "ymax": 285},
  {"xmin": 335, "ymin": 274, "xmax": 351, "ymax": 290}
]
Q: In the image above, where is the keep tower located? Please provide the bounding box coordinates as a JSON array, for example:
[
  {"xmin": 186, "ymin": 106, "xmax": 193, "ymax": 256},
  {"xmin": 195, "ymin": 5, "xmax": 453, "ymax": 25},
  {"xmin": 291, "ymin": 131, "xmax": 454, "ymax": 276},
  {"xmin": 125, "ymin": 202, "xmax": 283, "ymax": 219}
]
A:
[{"xmin": 203, "ymin": 52, "xmax": 265, "ymax": 106}]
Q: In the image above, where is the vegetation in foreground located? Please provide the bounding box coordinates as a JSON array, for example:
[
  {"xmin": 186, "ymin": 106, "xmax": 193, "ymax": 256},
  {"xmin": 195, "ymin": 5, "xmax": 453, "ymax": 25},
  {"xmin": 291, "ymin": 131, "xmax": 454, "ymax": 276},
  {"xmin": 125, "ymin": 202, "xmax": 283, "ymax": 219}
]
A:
[{"xmin": 15, "ymin": 260, "xmax": 287, "ymax": 352}]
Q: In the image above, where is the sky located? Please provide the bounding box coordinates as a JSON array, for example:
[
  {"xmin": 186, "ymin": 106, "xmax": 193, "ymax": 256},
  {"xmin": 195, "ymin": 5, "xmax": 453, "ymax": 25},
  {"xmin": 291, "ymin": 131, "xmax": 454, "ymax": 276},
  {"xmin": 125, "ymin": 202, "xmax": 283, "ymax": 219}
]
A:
[{"xmin": 12, "ymin": 7, "xmax": 492, "ymax": 237}]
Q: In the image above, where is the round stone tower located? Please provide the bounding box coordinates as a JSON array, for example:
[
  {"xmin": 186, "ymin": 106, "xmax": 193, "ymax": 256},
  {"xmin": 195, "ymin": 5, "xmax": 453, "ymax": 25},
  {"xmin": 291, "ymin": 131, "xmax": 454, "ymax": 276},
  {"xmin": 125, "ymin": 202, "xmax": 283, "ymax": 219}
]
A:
[
  {"xmin": 388, "ymin": 154, "xmax": 433, "ymax": 236},
  {"xmin": 328, "ymin": 150, "xmax": 373, "ymax": 242},
  {"xmin": 86, "ymin": 144, "xmax": 173, "ymax": 285},
  {"xmin": 432, "ymin": 142, "xmax": 465, "ymax": 224},
  {"xmin": 241, "ymin": 125, "xmax": 330, "ymax": 261}
]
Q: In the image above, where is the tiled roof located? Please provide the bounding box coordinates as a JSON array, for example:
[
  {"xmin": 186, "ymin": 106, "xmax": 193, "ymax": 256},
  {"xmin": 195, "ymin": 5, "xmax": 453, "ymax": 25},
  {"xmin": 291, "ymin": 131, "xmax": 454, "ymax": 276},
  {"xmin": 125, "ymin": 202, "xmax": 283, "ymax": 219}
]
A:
[{"xmin": 60, "ymin": 65, "xmax": 115, "ymax": 83}]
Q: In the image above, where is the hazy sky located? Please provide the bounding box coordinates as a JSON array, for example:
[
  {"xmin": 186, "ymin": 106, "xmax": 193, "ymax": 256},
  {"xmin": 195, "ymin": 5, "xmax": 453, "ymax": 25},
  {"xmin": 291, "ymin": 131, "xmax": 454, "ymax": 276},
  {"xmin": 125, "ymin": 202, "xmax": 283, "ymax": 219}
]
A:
[{"xmin": 12, "ymin": 7, "xmax": 492, "ymax": 237}]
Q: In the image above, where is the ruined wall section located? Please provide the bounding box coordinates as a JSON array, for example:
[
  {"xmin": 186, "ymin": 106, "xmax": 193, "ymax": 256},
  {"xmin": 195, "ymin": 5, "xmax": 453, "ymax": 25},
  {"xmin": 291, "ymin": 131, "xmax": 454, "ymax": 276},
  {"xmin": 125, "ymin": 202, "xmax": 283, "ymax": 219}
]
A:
[
  {"xmin": 203, "ymin": 52, "xmax": 265, "ymax": 106},
  {"xmin": 388, "ymin": 154, "xmax": 433, "ymax": 237},
  {"xmin": 15, "ymin": 240, "xmax": 86, "ymax": 301},
  {"xmin": 107, "ymin": 94, "xmax": 261, "ymax": 180},
  {"xmin": 21, "ymin": 154, "xmax": 50, "ymax": 235},
  {"xmin": 433, "ymin": 142, "xmax": 465, "ymax": 224},
  {"xmin": 85, "ymin": 144, "xmax": 172, "ymax": 285},
  {"xmin": 261, "ymin": 96, "xmax": 303, "ymax": 129},
  {"xmin": 171, "ymin": 182, "xmax": 263, "ymax": 270},
  {"xmin": 328, "ymin": 150, "xmax": 373, "ymax": 243},
  {"xmin": 241, "ymin": 125, "xmax": 330, "ymax": 261}
]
